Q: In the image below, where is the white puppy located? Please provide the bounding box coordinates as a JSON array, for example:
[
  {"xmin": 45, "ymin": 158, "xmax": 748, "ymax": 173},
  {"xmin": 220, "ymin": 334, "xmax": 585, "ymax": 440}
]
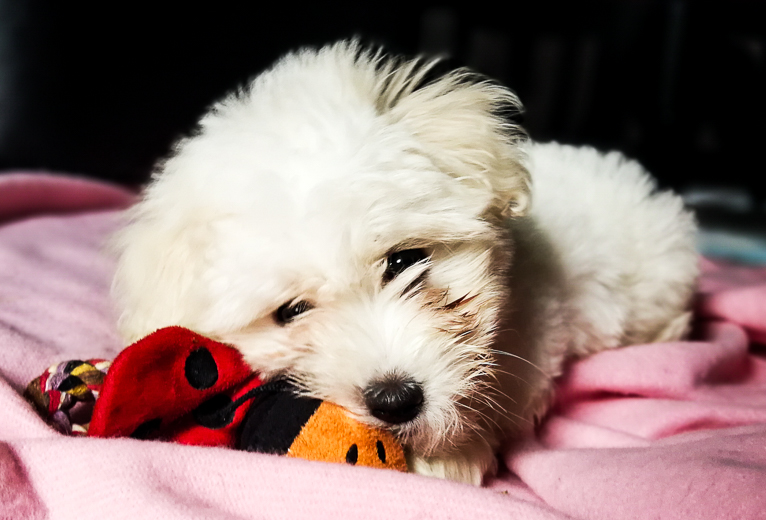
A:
[{"xmin": 111, "ymin": 41, "xmax": 698, "ymax": 485}]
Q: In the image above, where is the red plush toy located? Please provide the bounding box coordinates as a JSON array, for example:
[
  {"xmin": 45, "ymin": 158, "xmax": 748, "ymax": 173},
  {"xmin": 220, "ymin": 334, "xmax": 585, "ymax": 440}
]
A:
[{"xmin": 25, "ymin": 327, "xmax": 407, "ymax": 472}]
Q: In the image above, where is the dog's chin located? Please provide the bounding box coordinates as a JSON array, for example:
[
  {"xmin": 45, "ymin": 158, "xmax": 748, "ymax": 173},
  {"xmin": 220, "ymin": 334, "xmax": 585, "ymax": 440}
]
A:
[{"xmin": 392, "ymin": 400, "xmax": 494, "ymax": 459}]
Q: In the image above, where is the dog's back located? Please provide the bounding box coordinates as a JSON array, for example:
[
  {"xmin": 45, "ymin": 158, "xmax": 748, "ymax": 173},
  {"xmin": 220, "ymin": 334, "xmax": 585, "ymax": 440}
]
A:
[{"xmin": 496, "ymin": 142, "xmax": 698, "ymax": 422}]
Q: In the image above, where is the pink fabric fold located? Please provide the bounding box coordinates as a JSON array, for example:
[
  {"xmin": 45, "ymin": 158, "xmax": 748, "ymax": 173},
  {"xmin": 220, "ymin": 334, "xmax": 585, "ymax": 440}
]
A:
[
  {"xmin": 0, "ymin": 172, "xmax": 135, "ymax": 224},
  {"xmin": 2, "ymin": 172, "xmax": 766, "ymax": 519}
]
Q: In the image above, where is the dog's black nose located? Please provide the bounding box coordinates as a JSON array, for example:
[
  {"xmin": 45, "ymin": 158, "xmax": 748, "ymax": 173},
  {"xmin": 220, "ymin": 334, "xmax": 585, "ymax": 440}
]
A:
[{"xmin": 364, "ymin": 377, "xmax": 424, "ymax": 424}]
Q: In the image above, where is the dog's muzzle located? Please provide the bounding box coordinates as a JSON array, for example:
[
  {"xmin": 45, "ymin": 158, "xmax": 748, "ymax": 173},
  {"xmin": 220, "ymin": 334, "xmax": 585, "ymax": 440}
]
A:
[{"xmin": 363, "ymin": 376, "xmax": 424, "ymax": 425}]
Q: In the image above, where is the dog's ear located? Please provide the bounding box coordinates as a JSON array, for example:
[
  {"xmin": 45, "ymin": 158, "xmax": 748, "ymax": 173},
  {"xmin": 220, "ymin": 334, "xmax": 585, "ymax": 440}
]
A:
[
  {"xmin": 110, "ymin": 207, "xmax": 211, "ymax": 342},
  {"xmin": 374, "ymin": 54, "xmax": 531, "ymax": 218}
]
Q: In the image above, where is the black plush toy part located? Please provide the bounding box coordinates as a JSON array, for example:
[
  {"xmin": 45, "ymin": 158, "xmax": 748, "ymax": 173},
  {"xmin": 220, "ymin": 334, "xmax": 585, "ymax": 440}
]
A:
[{"xmin": 240, "ymin": 381, "xmax": 408, "ymax": 471}]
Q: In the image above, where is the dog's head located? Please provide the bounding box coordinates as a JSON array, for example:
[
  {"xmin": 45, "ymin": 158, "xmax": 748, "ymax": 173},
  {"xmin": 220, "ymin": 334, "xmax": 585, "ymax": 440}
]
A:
[{"xmin": 112, "ymin": 41, "xmax": 530, "ymax": 456}]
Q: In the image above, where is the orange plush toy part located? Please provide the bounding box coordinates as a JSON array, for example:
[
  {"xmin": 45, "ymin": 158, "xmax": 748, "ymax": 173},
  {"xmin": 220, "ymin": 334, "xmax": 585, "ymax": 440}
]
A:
[
  {"xmin": 239, "ymin": 382, "xmax": 407, "ymax": 471},
  {"xmin": 289, "ymin": 402, "xmax": 405, "ymax": 470}
]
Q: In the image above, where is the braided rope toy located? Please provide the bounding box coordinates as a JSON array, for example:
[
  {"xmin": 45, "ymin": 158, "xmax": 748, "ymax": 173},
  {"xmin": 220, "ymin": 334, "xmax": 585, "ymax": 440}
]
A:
[{"xmin": 25, "ymin": 359, "xmax": 111, "ymax": 435}]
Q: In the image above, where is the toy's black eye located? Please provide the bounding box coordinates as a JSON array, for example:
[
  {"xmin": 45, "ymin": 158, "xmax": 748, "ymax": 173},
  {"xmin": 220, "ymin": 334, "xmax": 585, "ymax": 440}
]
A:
[
  {"xmin": 384, "ymin": 248, "xmax": 427, "ymax": 282},
  {"xmin": 275, "ymin": 300, "xmax": 313, "ymax": 324}
]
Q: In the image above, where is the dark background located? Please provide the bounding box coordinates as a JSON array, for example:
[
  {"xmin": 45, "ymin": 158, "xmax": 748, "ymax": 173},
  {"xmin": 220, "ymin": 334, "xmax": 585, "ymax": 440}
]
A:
[{"xmin": 1, "ymin": 1, "xmax": 764, "ymax": 209}]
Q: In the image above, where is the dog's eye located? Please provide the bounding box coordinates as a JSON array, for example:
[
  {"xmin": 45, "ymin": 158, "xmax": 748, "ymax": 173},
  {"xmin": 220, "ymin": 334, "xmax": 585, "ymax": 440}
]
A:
[
  {"xmin": 384, "ymin": 248, "xmax": 427, "ymax": 282},
  {"xmin": 275, "ymin": 300, "xmax": 313, "ymax": 324}
]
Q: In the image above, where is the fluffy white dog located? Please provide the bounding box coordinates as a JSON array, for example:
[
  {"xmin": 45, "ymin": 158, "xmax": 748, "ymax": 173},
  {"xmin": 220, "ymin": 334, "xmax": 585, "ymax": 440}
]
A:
[{"xmin": 111, "ymin": 41, "xmax": 698, "ymax": 485}]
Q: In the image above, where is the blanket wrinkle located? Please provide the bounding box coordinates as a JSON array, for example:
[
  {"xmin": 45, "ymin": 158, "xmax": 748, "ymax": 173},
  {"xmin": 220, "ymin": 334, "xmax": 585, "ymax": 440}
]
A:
[
  {"xmin": 0, "ymin": 442, "xmax": 47, "ymax": 520},
  {"xmin": 3, "ymin": 173, "xmax": 766, "ymax": 519},
  {"xmin": 0, "ymin": 172, "xmax": 135, "ymax": 224},
  {"xmin": 0, "ymin": 378, "xmax": 60, "ymax": 441}
]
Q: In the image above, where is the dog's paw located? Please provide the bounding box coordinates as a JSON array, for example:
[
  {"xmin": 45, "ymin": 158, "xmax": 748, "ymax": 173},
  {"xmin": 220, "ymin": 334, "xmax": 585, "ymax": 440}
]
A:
[
  {"xmin": 408, "ymin": 440, "xmax": 497, "ymax": 486},
  {"xmin": 652, "ymin": 310, "xmax": 693, "ymax": 342}
]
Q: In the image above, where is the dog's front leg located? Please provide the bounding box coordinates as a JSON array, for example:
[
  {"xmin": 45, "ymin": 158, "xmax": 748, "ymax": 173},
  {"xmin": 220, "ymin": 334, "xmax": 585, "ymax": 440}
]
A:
[{"xmin": 408, "ymin": 438, "xmax": 497, "ymax": 486}]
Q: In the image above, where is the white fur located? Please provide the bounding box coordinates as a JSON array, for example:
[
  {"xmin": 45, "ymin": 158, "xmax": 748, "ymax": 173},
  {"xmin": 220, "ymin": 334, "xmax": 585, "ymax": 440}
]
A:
[{"xmin": 111, "ymin": 41, "xmax": 698, "ymax": 485}]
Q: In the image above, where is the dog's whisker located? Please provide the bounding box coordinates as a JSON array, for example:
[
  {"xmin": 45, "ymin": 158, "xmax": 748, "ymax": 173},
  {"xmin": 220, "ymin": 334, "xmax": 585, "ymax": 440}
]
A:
[
  {"xmin": 454, "ymin": 394, "xmax": 522, "ymax": 432},
  {"xmin": 455, "ymin": 398, "xmax": 499, "ymax": 428},
  {"xmin": 487, "ymin": 348, "xmax": 550, "ymax": 378},
  {"xmin": 442, "ymin": 293, "xmax": 478, "ymax": 311},
  {"xmin": 475, "ymin": 391, "xmax": 525, "ymax": 424},
  {"xmin": 450, "ymin": 407, "xmax": 487, "ymax": 439},
  {"xmin": 466, "ymin": 394, "xmax": 528, "ymax": 428},
  {"xmin": 480, "ymin": 364, "xmax": 535, "ymax": 392}
]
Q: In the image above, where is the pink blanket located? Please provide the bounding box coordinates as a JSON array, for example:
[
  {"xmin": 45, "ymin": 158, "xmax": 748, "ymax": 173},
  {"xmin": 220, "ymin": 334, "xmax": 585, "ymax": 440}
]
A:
[{"xmin": 2, "ymin": 172, "xmax": 765, "ymax": 520}]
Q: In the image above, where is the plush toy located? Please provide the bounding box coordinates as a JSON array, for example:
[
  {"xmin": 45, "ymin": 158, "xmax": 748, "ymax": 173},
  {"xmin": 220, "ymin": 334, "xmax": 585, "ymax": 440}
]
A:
[{"xmin": 25, "ymin": 326, "xmax": 407, "ymax": 472}]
